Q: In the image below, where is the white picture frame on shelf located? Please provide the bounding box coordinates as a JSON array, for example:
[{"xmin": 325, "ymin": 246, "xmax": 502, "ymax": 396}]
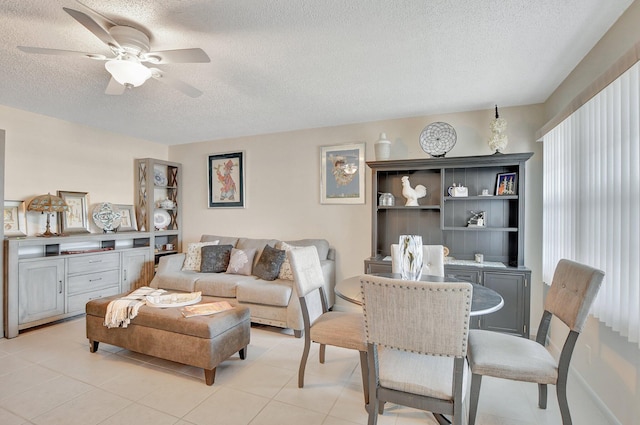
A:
[
  {"xmin": 114, "ymin": 204, "xmax": 138, "ymax": 232},
  {"xmin": 3, "ymin": 200, "xmax": 27, "ymax": 237},
  {"xmin": 57, "ymin": 190, "xmax": 90, "ymax": 234},
  {"xmin": 320, "ymin": 142, "xmax": 365, "ymax": 204}
]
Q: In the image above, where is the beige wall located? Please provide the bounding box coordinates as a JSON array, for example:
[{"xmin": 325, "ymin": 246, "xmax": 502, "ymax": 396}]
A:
[
  {"xmin": 541, "ymin": 2, "xmax": 640, "ymax": 424},
  {"xmin": 0, "ymin": 105, "xmax": 168, "ymax": 234},
  {"xmin": 170, "ymin": 105, "xmax": 545, "ymax": 316}
]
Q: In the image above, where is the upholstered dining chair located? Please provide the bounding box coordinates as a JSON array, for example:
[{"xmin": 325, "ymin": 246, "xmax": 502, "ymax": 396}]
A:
[
  {"xmin": 467, "ymin": 259, "xmax": 605, "ymax": 425},
  {"xmin": 360, "ymin": 274, "xmax": 473, "ymax": 425},
  {"xmin": 288, "ymin": 246, "xmax": 369, "ymax": 404},
  {"xmin": 390, "ymin": 244, "xmax": 445, "ymax": 277}
]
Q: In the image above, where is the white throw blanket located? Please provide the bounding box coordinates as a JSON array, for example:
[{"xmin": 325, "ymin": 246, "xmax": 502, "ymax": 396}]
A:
[{"xmin": 103, "ymin": 287, "xmax": 166, "ymax": 329}]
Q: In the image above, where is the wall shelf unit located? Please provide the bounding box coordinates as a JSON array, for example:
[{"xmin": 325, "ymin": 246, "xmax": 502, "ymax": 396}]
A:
[
  {"xmin": 366, "ymin": 152, "xmax": 533, "ymax": 336},
  {"xmin": 134, "ymin": 158, "xmax": 182, "ymax": 269}
]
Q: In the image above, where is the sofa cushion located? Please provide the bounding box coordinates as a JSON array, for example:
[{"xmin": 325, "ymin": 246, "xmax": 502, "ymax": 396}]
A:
[
  {"xmin": 200, "ymin": 244, "xmax": 234, "ymax": 273},
  {"xmin": 275, "ymin": 241, "xmax": 306, "ymax": 280},
  {"xmin": 201, "ymin": 235, "xmax": 239, "ymax": 247},
  {"xmin": 183, "ymin": 241, "xmax": 219, "ymax": 271},
  {"xmin": 226, "ymin": 248, "xmax": 257, "ymax": 275},
  {"xmin": 236, "ymin": 279, "xmax": 293, "ymax": 307},
  {"xmin": 253, "ymin": 244, "xmax": 286, "ymax": 281},
  {"xmin": 285, "ymin": 239, "xmax": 330, "ymax": 260},
  {"xmin": 194, "ymin": 273, "xmax": 254, "ymax": 298},
  {"xmin": 150, "ymin": 271, "xmax": 199, "ymax": 293},
  {"xmin": 236, "ymin": 238, "xmax": 279, "ymax": 268}
]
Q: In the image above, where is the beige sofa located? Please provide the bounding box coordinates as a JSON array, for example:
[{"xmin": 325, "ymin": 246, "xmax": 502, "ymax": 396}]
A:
[{"xmin": 150, "ymin": 235, "xmax": 336, "ymax": 337}]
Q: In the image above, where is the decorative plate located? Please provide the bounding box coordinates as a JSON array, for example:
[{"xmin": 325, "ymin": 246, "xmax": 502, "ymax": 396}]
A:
[
  {"xmin": 419, "ymin": 122, "xmax": 457, "ymax": 157},
  {"xmin": 154, "ymin": 209, "xmax": 171, "ymax": 230},
  {"xmin": 154, "ymin": 169, "xmax": 168, "ymax": 186},
  {"xmin": 92, "ymin": 203, "xmax": 122, "ymax": 232}
]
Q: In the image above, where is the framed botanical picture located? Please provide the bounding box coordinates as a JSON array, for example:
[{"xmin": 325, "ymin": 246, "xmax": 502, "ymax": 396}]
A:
[
  {"xmin": 208, "ymin": 151, "xmax": 245, "ymax": 208},
  {"xmin": 3, "ymin": 200, "xmax": 27, "ymax": 237},
  {"xmin": 320, "ymin": 142, "xmax": 365, "ymax": 204},
  {"xmin": 114, "ymin": 204, "xmax": 138, "ymax": 232},
  {"xmin": 496, "ymin": 172, "xmax": 517, "ymax": 196},
  {"xmin": 57, "ymin": 190, "xmax": 90, "ymax": 234}
]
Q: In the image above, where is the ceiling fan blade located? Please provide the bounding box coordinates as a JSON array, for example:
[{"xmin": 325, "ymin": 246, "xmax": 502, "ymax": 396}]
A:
[
  {"xmin": 74, "ymin": 0, "xmax": 118, "ymax": 27},
  {"xmin": 18, "ymin": 46, "xmax": 107, "ymax": 60},
  {"xmin": 144, "ymin": 48, "xmax": 210, "ymax": 64},
  {"xmin": 63, "ymin": 7, "xmax": 120, "ymax": 49},
  {"xmin": 105, "ymin": 77, "xmax": 126, "ymax": 95},
  {"xmin": 149, "ymin": 68, "xmax": 203, "ymax": 98}
]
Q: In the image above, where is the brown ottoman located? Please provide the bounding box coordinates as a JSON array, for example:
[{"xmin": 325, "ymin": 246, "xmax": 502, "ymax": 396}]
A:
[{"xmin": 86, "ymin": 294, "xmax": 250, "ymax": 385}]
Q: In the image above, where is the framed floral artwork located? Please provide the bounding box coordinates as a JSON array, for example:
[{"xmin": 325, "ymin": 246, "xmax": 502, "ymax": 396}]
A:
[
  {"xmin": 320, "ymin": 142, "xmax": 365, "ymax": 204},
  {"xmin": 208, "ymin": 151, "xmax": 245, "ymax": 208},
  {"xmin": 57, "ymin": 190, "xmax": 90, "ymax": 234},
  {"xmin": 3, "ymin": 200, "xmax": 27, "ymax": 237}
]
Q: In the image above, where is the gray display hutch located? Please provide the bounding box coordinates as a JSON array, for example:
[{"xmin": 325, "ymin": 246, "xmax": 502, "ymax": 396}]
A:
[
  {"xmin": 365, "ymin": 152, "xmax": 533, "ymax": 336},
  {"xmin": 134, "ymin": 158, "xmax": 182, "ymax": 270}
]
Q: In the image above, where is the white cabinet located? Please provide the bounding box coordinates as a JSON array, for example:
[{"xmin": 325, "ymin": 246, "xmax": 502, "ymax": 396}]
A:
[
  {"xmin": 18, "ymin": 259, "xmax": 65, "ymax": 324},
  {"xmin": 4, "ymin": 232, "xmax": 152, "ymax": 338},
  {"xmin": 122, "ymin": 250, "xmax": 151, "ymax": 293}
]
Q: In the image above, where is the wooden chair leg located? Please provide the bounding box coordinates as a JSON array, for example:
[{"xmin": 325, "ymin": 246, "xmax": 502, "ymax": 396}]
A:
[
  {"xmin": 298, "ymin": 335, "xmax": 311, "ymax": 388},
  {"xmin": 468, "ymin": 373, "xmax": 482, "ymax": 425},
  {"xmin": 319, "ymin": 343, "xmax": 326, "ymax": 364},
  {"xmin": 89, "ymin": 340, "xmax": 99, "ymax": 353},
  {"xmin": 359, "ymin": 350, "xmax": 369, "ymax": 405},
  {"xmin": 239, "ymin": 346, "xmax": 247, "ymax": 360},
  {"xmin": 538, "ymin": 383, "xmax": 548, "ymax": 409},
  {"xmin": 294, "ymin": 329, "xmax": 303, "ymax": 338},
  {"xmin": 204, "ymin": 368, "xmax": 216, "ymax": 385}
]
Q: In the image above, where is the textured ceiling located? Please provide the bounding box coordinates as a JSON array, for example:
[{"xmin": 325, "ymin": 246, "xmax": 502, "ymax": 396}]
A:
[{"xmin": 0, "ymin": 0, "xmax": 633, "ymax": 145}]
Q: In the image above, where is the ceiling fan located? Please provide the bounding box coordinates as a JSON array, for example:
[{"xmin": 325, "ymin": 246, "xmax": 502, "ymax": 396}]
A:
[{"xmin": 17, "ymin": 1, "xmax": 210, "ymax": 97}]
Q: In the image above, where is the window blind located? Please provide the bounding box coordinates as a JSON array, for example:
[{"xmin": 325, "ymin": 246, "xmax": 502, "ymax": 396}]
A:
[{"xmin": 542, "ymin": 61, "xmax": 640, "ymax": 347}]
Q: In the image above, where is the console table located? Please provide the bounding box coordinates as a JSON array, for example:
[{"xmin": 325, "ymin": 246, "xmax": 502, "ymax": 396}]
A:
[{"xmin": 4, "ymin": 232, "xmax": 152, "ymax": 338}]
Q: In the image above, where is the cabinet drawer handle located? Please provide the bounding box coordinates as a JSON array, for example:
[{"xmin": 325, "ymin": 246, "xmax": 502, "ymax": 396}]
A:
[
  {"xmin": 59, "ymin": 280, "xmax": 63, "ymax": 294},
  {"xmin": 88, "ymin": 259, "xmax": 103, "ymax": 263},
  {"xmin": 89, "ymin": 277, "xmax": 103, "ymax": 282}
]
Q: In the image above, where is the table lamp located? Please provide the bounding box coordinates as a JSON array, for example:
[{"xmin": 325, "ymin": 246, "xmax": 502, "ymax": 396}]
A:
[{"xmin": 27, "ymin": 193, "xmax": 69, "ymax": 237}]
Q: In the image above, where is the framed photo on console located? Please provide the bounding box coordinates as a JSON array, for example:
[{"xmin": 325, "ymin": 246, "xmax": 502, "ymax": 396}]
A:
[
  {"xmin": 3, "ymin": 200, "xmax": 27, "ymax": 237},
  {"xmin": 208, "ymin": 151, "xmax": 245, "ymax": 208},
  {"xmin": 57, "ymin": 190, "xmax": 90, "ymax": 234},
  {"xmin": 113, "ymin": 204, "xmax": 138, "ymax": 232},
  {"xmin": 320, "ymin": 142, "xmax": 365, "ymax": 204}
]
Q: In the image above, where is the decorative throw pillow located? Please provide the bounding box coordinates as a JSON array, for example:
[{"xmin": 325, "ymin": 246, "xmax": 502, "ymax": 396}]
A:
[
  {"xmin": 253, "ymin": 244, "xmax": 286, "ymax": 281},
  {"xmin": 276, "ymin": 241, "xmax": 303, "ymax": 280},
  {"xmin": 182, "ymin": 241, "xmax": 219, "ymax": 271},
  {"xmin": 226, "ymin": 248, "xmax": 257, "ymax": 275},
  {"xmin": 200, "ymin": 244, "xmax": 234, "ymax": 273}
]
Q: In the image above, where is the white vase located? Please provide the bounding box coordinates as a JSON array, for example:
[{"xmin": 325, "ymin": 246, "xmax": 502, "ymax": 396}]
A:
[
  {"xmin": 399, "ymin": 234, "xmax": 423, "ymax": 281},
  {"xmin": 374, "ymin": 132, "xmax": 391, "ymax": 160}
]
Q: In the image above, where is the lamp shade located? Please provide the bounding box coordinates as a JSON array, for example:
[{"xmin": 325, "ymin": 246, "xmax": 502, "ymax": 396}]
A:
[
  {"xmin": 105, "ymin": 57, "xmax": 152, "ymax": 87},
  {"xmin": 27, "ymin": 193, "xmax": 69, "ymax": 237},
  {"xmin": 27, "ymin": 193, "xmax": 69, "ymax": 213}
]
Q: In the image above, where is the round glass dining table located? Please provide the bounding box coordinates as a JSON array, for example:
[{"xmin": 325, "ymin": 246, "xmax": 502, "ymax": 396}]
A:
[{"xmin": 335, "ymin": 273, "xmax": 504, "ymax": 316}]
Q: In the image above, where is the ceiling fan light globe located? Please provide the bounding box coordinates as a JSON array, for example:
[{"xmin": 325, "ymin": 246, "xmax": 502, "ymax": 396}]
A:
[{"xmin": 105, "ymin": 59, "xmax": 151, "ymax": 87}]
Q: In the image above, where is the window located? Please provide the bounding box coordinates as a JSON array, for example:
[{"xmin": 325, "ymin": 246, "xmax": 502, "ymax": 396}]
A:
[{"xmin": 542, "ymin": 61, "xmax": 640, "ymax": 347}]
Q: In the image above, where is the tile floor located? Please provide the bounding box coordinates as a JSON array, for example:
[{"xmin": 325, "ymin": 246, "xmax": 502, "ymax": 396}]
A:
[{"xmin": 0, "ymin": 317, "xmax": 614, "ymax": 425}]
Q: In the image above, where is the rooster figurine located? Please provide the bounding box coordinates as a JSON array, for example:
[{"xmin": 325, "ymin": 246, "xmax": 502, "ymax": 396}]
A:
[{"xmin": 401, "ymin": 176, "xmax": 427, "ymax": 206}]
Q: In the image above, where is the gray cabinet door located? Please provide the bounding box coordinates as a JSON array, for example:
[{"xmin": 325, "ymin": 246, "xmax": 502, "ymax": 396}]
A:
[
  {"xmin": 18, "ymin": 259, "xmax": 65, "ymax": 324},
  {"xmin": 482, "ymin": 271, "xmax": 530, "ymax": 336},
  {"xmin": 122, "ymin": 250, "xmax": 151, "ymax": 292}
]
